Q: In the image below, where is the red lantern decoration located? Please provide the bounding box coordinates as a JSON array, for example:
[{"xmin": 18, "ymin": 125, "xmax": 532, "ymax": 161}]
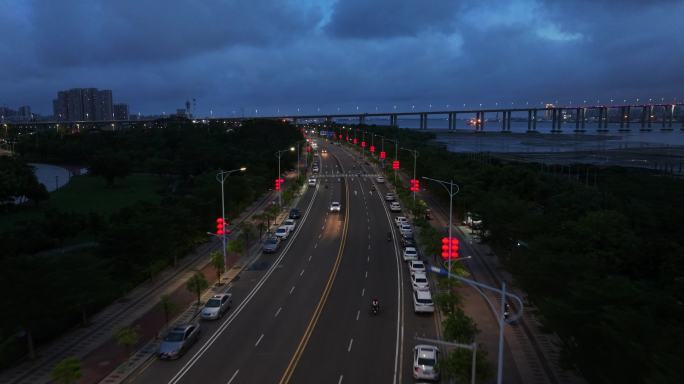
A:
[
  {"xmin": 361, "ymin": 141, "xmax": 366, "ymax": 148},
  {"xmin": 216, "ymin": 218, "xmax": 225, "ymax": 236},
  {"xmin": 339, "ymin": 134, "xmax": 342, "ymax": 140},
  {"xmin": 275, "ymin": 178, "xmax": 284, "ymax": 191},
  {"xmin": 410, "ymin": 179, "xmax": 420, "ymax": 192},
  {"xmin": 441, "ymin": 237, "xmax": 460, "ymax": 260},
  {"xmin": 370, "ymin": 145, "xmax": 375, "ymax": 153},
  {"xmin": 353, "ymin": 138, "xmax": 358, "ymax": 144},
  {"xmin": 392, "ymin": 160, "xmax": 400, "ymax": 170},
  {"xmin": 380, "ymin": 151, "xmax": 386, "ymax": 159}
]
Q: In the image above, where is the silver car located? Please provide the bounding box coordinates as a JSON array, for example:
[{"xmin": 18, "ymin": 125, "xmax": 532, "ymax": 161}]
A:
[
  {"xmin": 200, "ymin": 293, "xmax": 232, "ymax": 320},
  {"xmin": 158, "ymin": 323, "xmax": 200, "ymax": 360},
  {"xmin": 413, "ymin": 344, "xmax": 440, "ymax": 380},
  {"xmin": 262, "ymin": 236, "xmax": 281, "ymax": 253}
]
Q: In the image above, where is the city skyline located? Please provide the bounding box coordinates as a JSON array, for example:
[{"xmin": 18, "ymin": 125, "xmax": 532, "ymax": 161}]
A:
[{"xmin": 1, "ymin": 0, "xmax": 683, "ymax": 116}]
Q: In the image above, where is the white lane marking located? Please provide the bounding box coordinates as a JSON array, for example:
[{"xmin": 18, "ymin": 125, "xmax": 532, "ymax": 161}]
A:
[
  {"xmin": 367, "ymin": 256, "xmax": 370, "ymax": 262},
  {"xmin": 365, "ymin": 271, "xmax": 368, "ymax": 278},
  {"xmin": 361, "ymin": 288, "xmax": 365, "ymax": 297},
  {"xmin": 290, "ymin": 286, "xmax": 295, "ymax": 294},
  {"xmin": 308, "ymin": 255, "xmax": 312, "ymax": 261},
  {"xmin": 275, "ymin": 307, "xmax": 282, "ymax": 317},
  {"xmin": 356, "ymin": 310, "xmax": 360, "ymax": 321},
  {"xmin": 338, "ymin": 375, "xmax": 344, "ymax": 384},
  {"xmin": 318, "ymin": 234, "xmax": 322, "ymax": 239},
  {"xmin": 255, "ymin": 333, "xmax": 264, "ymax": 347},
  {"xmin": 347, "ymin": 338, "xmax": 354, "ymax": 352},
  {"xmin": 368, "ymin": 244, "xmax": 371, "ymax": 250},
  {"xmin": 314, "ymin": 243, "xmax": 318, "ymax": 248},
  {"xmin": 322, "ymin": 225, "xmax": 325, "ymax": 230},
  {"xmin": 300, "ymin": 269, "xmax": 305, "ymax": 277},
  {"xmin": 227, "ymin": 369, "xmax": 239, "ymax": 384}
]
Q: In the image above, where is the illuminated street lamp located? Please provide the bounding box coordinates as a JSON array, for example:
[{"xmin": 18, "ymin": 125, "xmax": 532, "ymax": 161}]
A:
[
  {"xmin": 216, "ymin": 167, "xmax": 247, "ymax": 274},
  {"xmin": 275, "ymin": 147, "xmax": 295, "ymax": 206}
]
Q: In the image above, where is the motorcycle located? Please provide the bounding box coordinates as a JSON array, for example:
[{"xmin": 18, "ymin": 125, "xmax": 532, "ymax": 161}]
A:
[{"xmin": 370, "ymin": 302, "xmax": 380, "ymax": 315}]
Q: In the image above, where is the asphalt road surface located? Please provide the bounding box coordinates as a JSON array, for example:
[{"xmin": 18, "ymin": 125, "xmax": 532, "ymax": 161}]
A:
[{"xmin": 128, "ymin": 141, "xmax": 439, "ymax": 384}]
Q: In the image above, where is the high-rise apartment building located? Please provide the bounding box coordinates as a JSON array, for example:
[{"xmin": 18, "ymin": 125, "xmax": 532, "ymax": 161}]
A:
[
  {"xmin": 52, "ymin": 88, "xmax": 125, "ymax": 121},
  {"xmin": 113, "ymin": 103, "xmax": 129, "ymax": 120}
]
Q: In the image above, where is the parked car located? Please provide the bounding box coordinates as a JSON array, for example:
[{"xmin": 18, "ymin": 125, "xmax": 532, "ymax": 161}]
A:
[
  {"xmin": 376, "ymin": 176, "xmax": 385, "ymax": 183},
  {"xmin": 385, "ymin": 193, "xmax": 395, "ymax": 201},
  {"xmin": 394, "ymin": 216, "xmax": 409, "ymax": 227},
  {"xmin": 201, "ymin": 293, "xmax": 232, "ymax": 320},
  {"xmin": 308, "ymin": 178, "xmax": 317, "ymax": 187},
  {"xmin": 399, "ymin": 223, "xmax": 413, "ymax": 237},
  {"xmin": 413, "ymin": 345, "xmax": 440, "ymax": 381},
  {"xmin": 413, "ymin": 289, "xmax": 435, "ymax": 314},
  {"xmin": 409, "ymin": 260, "xmax": 426, "ymax": 274},
  {"xmin": 289, "ymin": 208, "xmax": 301, "ymax": 219},
  {"xmin": 275, "ymin": 226, "xmax": 290, "ymax": 240},
  {"xmin": 158, "ymin": 323, "xmax": 200, "ymax": 360},
  {"xmin": 402, "ymin": 247, "xmax": 418, "ymax": 261},
  {"xmin": 282, "ymin": 219, "xmax": 296, "ymax": 232},
  {"xmin": 401, "ymin": 236, "xmax": 416, "ymax": 247},
  {"xmin": 330, "ymin": 201, "xmax": 341, "ymax": 212},
  {"xmin": 262, "ymin": 236, "xmax": 281, "ymax": 253},
  {"xmin": 410, "ymin": 272, "xmax": 429, "ymax": 290},
  {"xmin": 389, "ymin": 202, "xmax": 402, "ymax": 212},
  {"xmin": 313, "ymin": 166, "xmax": 319, "ymax": 173}
]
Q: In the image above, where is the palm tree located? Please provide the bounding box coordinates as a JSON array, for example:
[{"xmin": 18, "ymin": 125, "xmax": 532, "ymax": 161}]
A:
[
  {"xmin": 159, "ymin": 295, "xmax": 177, "ymax": 327},
  {"xmin": 209, "ymin": 251, "xmax": 225, "ymax": 285},
  {"xmin": 115, "ymin": 326, "xmax": 139, "ymax": 357},
  {"xmin": 186, "ymin": 270, "xmax": 209, "ymax": 306},
  {"xmin": 50, "ymin": 356, "xmax": 82, "ymax": 384}
]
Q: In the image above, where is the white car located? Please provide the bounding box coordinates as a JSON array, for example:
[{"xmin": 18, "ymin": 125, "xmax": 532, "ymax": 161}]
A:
[
  {"xmin": 376, "ymin": 176, "xmax": 385, "ymax": 183},
  {"xmin": 282, "ymin": 219, "xmax": 296, "ymax": 232},
  {"xmin": 413, "ymin": 345, "xmax": 440, "ymax": 381},
  {"xmin": 394, "ymin": 216, "xmax": 409, "ymax": 227},
  {"xmin": 402, "ymin": 247, "xmax": 418, "ymax": 261},
  {"xmin": 330, "ymin": 202, "xmax": 341, "ymax": 212},
  {"xmin": 411, "ymin": 272, "xmax": 429, "ymax": 290},
  {"xmin": 308, "ymin": 178, "xmax": 316, "ymax": 186},
  {"xmin": 385, "ymin": 193, "xmax": 395, "ymax": 201},
  {"xmin": 413, "ymin": 289, "xmax": 434, "ymax": 313},
  {"xmin": 313, "ymin": 167, "xmax": 319, "ymax": 173},
  {"xmin": 389, "ymin": 201, "xmax": 401, "ymax": 212},
  {"xmin": 409, "ymin": 260, "xmax": 426, "ymax": 274},
  {"xmin": 200, "ymin": 293, "xmax": 232, "ymax": 320},
  {"xmin": 275, "ymin": 226, "xmax": 290, "ymax": 240},
  {"xmin": 399, "ymin": 223, "xmax": 413, "ymax": 237}
]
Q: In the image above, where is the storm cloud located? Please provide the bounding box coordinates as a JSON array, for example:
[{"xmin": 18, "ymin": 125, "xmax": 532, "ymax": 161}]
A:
[{"xmin": 1, "ymin": 0, "xmax": 682, "ymax": 116}]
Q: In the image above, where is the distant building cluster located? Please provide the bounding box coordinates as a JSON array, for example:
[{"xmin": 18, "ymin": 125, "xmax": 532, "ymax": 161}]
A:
[
  {"xmin": 52, "ymin": 88, "xmax": 128, "ymax": 121},
  {"xmin": 1, "ymin": 105, "xmax": 35, "ymax": 122}
]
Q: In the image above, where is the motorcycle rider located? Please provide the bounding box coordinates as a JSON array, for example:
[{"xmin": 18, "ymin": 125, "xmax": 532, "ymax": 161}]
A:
[{"xmin": 371, "ymin": 297, "xmax": 380, "ymax": 313}]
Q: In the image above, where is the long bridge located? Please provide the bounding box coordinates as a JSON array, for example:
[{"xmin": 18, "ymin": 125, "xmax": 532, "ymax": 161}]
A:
[{"xmin": 4, "ymin": 102, "xmax": 684, "ymax": 133}]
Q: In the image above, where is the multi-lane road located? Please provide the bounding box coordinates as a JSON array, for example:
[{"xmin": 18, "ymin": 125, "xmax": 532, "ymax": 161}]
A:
[{"xmin": 128, "ymin": 142, "xmax": 439, "ymax": 384}]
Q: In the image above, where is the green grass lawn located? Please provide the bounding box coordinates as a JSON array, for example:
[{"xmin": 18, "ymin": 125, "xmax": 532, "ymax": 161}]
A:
[{"xmin": 0, "ymin": 174, "xmax": 164, "ymax": 230}]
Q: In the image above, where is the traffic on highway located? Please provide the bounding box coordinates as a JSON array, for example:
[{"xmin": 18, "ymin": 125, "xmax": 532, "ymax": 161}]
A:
[{"xmin": 128, "ymin": 135, "xmax": 442, "ymax": 384}]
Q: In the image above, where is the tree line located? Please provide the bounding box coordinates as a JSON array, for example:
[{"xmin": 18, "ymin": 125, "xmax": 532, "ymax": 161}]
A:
[{"xmin": 0, "ymin": 119, "xmax": 300, "ymax": 369}]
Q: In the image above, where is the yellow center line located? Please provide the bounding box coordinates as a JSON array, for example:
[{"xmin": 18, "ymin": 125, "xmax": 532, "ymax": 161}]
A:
[{"xmin": 279, "ymin": 156, "xmax": 350, "ymax": 384}]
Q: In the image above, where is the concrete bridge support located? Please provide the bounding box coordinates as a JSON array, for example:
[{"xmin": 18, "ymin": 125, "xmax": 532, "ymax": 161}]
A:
[
  {"xmin": 419, "ymin": 113, "xmax": 428, "ymax": 130},
  {"xmin": 448, "ymin": 112, "xmax": 456, "ymax": 130},
  {"xmin": 390, "ymin": 114, "xmax": 398, "ymax": 127}
]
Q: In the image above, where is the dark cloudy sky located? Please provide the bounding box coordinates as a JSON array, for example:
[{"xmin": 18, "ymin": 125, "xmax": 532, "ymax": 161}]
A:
[{"xmin": 1, "ymin": 0, "xmax": 683, "ymax": 117}]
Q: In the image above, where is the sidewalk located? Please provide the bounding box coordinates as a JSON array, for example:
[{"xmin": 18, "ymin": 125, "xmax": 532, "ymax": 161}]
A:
[{"xmin": 0, "ymin": 182, "xmax": 289, "ymax": 384}]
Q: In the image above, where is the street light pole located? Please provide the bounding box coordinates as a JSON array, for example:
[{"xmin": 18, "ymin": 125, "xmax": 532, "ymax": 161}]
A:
[
  {"xmin": 384, "ymin": 138, "xmax": 399, "ymax": 184},
  {"xmin": 216, "ymin": 167, "xmax": 247, "ymax": 276},
  {"xmin": 428, "ymin": 266, "xmax": 524, "ymax": 384},
  {"xmin": 401, "ymin": 148, "xmax": 419, "ymax": 203},
  {"xmin": 422, "ymin": 176, "xmax": 459, "ymax": 277},
  {"xmin": 275, "ymin": 147, "xmax": 295, "ymax": 206}
]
